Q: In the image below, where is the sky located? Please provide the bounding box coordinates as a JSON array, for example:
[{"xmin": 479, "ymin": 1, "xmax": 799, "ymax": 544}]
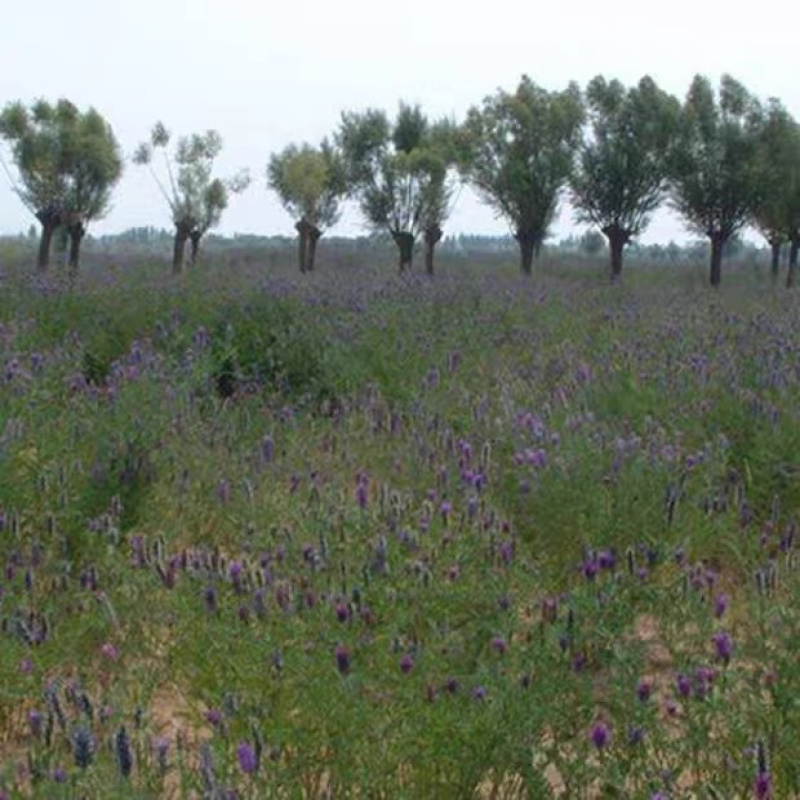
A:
[{"xmin": 1, "ymin": 0, "xmax": 799, "ymax": 244}]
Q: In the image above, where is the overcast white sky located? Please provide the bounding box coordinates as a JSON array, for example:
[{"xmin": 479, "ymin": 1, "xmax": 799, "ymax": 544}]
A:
[{"xmin": 1, "ymin": 0, "xmax": 799, "ymax": 244}]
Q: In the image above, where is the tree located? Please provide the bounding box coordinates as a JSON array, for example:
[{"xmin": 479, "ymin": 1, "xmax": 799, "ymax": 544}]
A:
[
  {"xmin": 752, "ymin": 100, "xmax": 800, "ymax": 284},
  {"xmin": 460, "ymin": 76, "xmax": 584, "ymax": 275},
  {"xmin": 133, "ymin": 123, "xmax": 250, "ymax": 273},
  {"xmin": 61, "ymin": 109, "xmax": 122, "ymax": 271},
  {"xmin": 337, "ymin": 103, "xmax": 455, "ymax": 273},
  {"xmin": 267, "ymin": 141, "xmax": 346, "ymax": 273},
  {"xmin": 668, "ymin": 75, "xmax": 762, "ymax": 286},
  {"xmin": 571, "ymin": 76, "xmax": 679, "ymax": 278},
  {"xmin": 0, "ymin": 99, "xmax": 75, "ymax": 271}
]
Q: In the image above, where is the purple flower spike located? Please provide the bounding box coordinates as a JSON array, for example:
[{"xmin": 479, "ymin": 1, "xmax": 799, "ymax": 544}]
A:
[
  {"xmin": 491, "ymin": 636, "xmax": 508, "ymax": 655},
  {"xmin": 713, "ymin": 593, "xmax": 729, "ymax": 618},
  {"xmin": 755, "ymin": 772, "xmax": 771, "ymax": 799},
  {"xmin": 237, "ymin": 741, "xmax": 257, "ymax": 775},
  {"xmin": 335, "ymin": 644, "xmax": 350, "ymax": 676},
  {"xmin": 712, "ymin": 631, "xmax": 733, "ymax": 664},
  {"xmin": 590, "ymin": 722, "xmax": 610, "ymax": 750},
  {"xmin": 636, "ymin": 679, "xmax": 653, "ymax": 702},
  {"xmin": 400, "ymin": 654, "xmax": 414, "ymax": 674},
  {"xmin": 676, "ymin": 673, "xmax": 692, "ymax": 698}
]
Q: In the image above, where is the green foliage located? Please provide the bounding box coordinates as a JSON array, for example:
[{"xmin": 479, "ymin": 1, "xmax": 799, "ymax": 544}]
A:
[
  {"xmin": 752, "ymin": 100, "xmax": 800, "ymax": 245},
  {"xmin": 266, "ymin": 140, "xmax": 346, "ymax": 230},
  {"xmin": 133, "ymin": 123, "xmax": 250, "ymax": 242},
  {"xmin": 0, "ymin": 99, "xmax": 120, "ymax": 232},
  {"xmin": 337, "ymin": 103, "xmax": 457, "ymax": 260},
  {"xmin": 571, "ymin": 76, "xmax": 679, "ymax": 251},
  {"xmin": 461, "ymin": 75, "xmax": 584, "ymax": 248},
  {"xmin": 669, "ymin": 75, "xmax": 763, "ymax": 243}
]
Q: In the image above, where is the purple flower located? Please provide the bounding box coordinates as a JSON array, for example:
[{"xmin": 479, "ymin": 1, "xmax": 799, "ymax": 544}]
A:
[
  {"xmin": 590, "ymin": 722, "xmax": 610, "ymax": 750},
  {"xmin": 472, "ymin": 685, "xmax": 487, "ymax": 701},
  {"xmin": 582, "ymin": 558, "xmax": 599, "ymax": 581},
  {"xmin": 101, "ymin": 642, "xmax": 119, "ymax": 661},
  {"xmin": 335, "ymin": 644, "xmax": 350, "ymax": 676},
  {"xmin": 204, "ymin": 586, "xmax": 217, "ymax": 613},
  {"xmin": 676, "ymin": 673, "xmax": 692, "ymax": 698},
  {"xmin": 754, "ymin": 772, "xmax": 771, "ymax": 799},
  {"xmin": 628, "ymin": 726, "xmax": 645, "ymax": 746},
  {"xmin": 444, "ymin": 677, "xmax": 459, "ymax": 694},
  {"xmin": 20, "ymin": 657, "xmax": 33, "ymax": 675},
  {"xmin": 713, "ymin": 593, "xmax": 729, "ymax": 618},
  {"xmin": 491, "ymin": 636, "xmax": 508, "ymax": 655},
  {"xmin": 237, "ymin": 741, "xmax": 258, "ymax": 775},
  {"xmin": 204, "ymin": 708, "xmax": 223, "ymax": 727},
  {"xmin": 400, "ymin": 654, "xmax": 414, "ymax": 674},
  {"xmin": 52, "ymin": 766, "xmax": 67, "ymax": 783},
  {"xmin": 712, "ymin": 631, "xmax": 733, "ymax": 664},
  {"xmin": 28, "ymin": 710, "xmax": 43, "ymax": 737},
  {"xmin": 636, "ymin": 679, "xmax": 653, "ymax": 702}
]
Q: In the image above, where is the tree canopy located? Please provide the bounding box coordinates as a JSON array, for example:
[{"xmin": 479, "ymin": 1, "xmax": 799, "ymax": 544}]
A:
[
  {"xmin": 337, "ymin": 103, "xmax": 456, "ymax": 273},
  {"xmin": 460, "ymin": 76, "xmax": 584, "ymax": 275},
  {"xmin": 0, "ymin": 98, "xmax": 121, "ymax": 271},
  {"xmin": 571, "ymin": 75, "xmax": 679, "ymax": 278},
  {"xmin": 669, "ymin": 75, "xmax": 763, "ymax": 286},
  {"xmin": 134, "ymin": 123, "xmax": 250, "ymax": 272},
  {"xmin": 267, "ymin": 140, "xmax": 347, "ymax": 272}
]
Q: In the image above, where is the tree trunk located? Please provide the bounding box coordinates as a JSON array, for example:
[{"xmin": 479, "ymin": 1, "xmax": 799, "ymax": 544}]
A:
[
  {"xmin": 68, "ymin": 222, "xmax": 86, "ymax": 273},
  {"xmin": 189, "ymin": 232, "xmax": 202, "ymax": 266},
  {"xmin": 787, "ymin": 236, "xmax": 799, "ymax": 289},
  {"xmin": 391, "ymin": 231, "xmax": 415, "ymax": 273},
  {"xmin": 295, "ymin": 219, "xmax": 310, "ymax": 273},
  {"xmin": 36, "ymin": 220, "xmax": 57, "ymax": 273},
  {"xmin": 172, "ymin": 227, "xmax": 189, "ymax": 274},
  {"xmin": 709, "ymin": 233, "xmax": 725, "ymax": 287},
  {"xmin": 306, "ymin": 225, "xmax": 322, "ymax": 272},
  {"xmin": 769, "ymin": 239, "xmax": 782, "ymax": 281},
  {"xmin": 424, "ymin": 225, "xmax": 443, "ymax": 276},
  {"xmin": 515, "ymin": 230, "xmax": 535, "ymax": 276},
  {"xmin": 603, "ymin": 225, "xmax": 629, "ymax": 280}
]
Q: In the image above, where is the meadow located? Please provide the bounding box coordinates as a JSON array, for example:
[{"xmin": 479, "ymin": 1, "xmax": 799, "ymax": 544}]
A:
[{"xmin": 0, "ymin": 252, "xmax": 798, "ymax": 798}]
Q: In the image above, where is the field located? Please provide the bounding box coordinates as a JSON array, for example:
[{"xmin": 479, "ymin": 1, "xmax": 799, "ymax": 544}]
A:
[{"xmin": 0, "ymin": 253, "xmax": 798, "ymax": 798}]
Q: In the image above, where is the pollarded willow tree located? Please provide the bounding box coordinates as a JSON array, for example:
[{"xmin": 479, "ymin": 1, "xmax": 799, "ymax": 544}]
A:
[
  {"xmin": 752, "ymin": 100, "xmax": 800, "ymax": 285},
  {"xmin": 133, "ymin": 123, "xmax": 250, "ymax": 273},
  {"xmin": 267, "ymin": 140, "xmax": 347, "ymax": 273},
  {"xmin": 460, "ymin": 76, "xmax": 584, "ymax": 276},
  {"xmin": 669, "ymin": 75, "xmax": 763, "ymax": 287},
  {"xmin": 0, "ymin": 99, "xmax": 121, "ymax": 272},
  {"xmin": 61, "ymin": 109, "xmax": 123, "ymax": 271},
  {"xmin": 571, "ymin": 75, "xmax": 679, "ymax": 279},
  {"xmin": 337, "ymin": 103, "xmax": 456, "ymax": 274}
]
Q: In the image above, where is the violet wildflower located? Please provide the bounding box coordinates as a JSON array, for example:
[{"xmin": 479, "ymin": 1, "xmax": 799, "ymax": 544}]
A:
[
  {"xmin": 444, "ymin": 677, "xmax": 459, "ymax": 694},
  {"xmin": 590, "ymin": 722, "xmax": 611, "ymax": 750},
  {"xmin": 713, "ymin": 593, "xmax": 729, "ymax": 618},
  {"xmin": 52, "ymin": 766, "xmax": 67, "ymax": 783},
  {"xmin": 237, "ymin": 741, "xmax": 257, "ymax": 775},
  {"xmin": 582, "ymin": 558, "xmax": 598, "ymax": 581},
  {"xmin": 28, "ymin": 709, "xmax": 43, "ymax": 738},
  {"xmin": 676, "ymin": 673, "xmax": 692, "ymax": 698},
  {"xmin": 101, "ymin": 642, "xmax": 119, "ymax": 661},
  {"xmin": 204, "ymin": 709, "xmax": 223, "ymax": 727},
  {"xmin": 472, "ymin": 685, "xmax": 487, "ymax": 701},
  {"xmin": 491, "ymin": 636, "xmax": 508, "ymax": 655},
  {"xmin": 755, "ymin": 772, "xmax": 771, "ymax": 799},
  {"xmin": 712, "ymin": 631, "xmax": 733, "ymax": 664},
  {"xmin": 628, "ymin": 726, "xmax": 645, "ymax": 746},
  {"xmin": 204, "ymin": 586, "xmax": 217, "ymax": 613},
  {"xmin": 20, "ymin": 658, "xmax": 33, "ymax": 675},
  {"xmin": 72, "ymin": 726, "xmax": 94, "ymax": 768},
  {"xmin": 335, "ymin": 644, "xmax": 350, "ymax": 676},
  {"xmin": 400, "ymin": 654, "xmax": 414, "ymax": 674},
  {"xmin": 636, "ymin": 679, "xmax": 653, "ymax": 702},
  {"xmin": 116, "ymin": 726, "xmax": 133, "ymax": 778}
]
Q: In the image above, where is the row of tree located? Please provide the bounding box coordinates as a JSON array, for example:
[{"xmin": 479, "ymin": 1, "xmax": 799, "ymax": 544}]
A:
[{"xmin": 2, "ymin": 73, "xmax": 799, "ymax": 285}]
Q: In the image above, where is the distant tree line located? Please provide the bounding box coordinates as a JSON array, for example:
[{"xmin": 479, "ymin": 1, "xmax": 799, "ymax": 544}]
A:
[{"xmin": 2, "ymin": 73, "xmax": 800, "ymax": 286}]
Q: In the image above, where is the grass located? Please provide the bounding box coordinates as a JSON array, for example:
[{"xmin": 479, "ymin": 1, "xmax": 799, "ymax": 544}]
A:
[{"xmin": 0, "ymin": 253, "xmax": 798, "ymax": 798}]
